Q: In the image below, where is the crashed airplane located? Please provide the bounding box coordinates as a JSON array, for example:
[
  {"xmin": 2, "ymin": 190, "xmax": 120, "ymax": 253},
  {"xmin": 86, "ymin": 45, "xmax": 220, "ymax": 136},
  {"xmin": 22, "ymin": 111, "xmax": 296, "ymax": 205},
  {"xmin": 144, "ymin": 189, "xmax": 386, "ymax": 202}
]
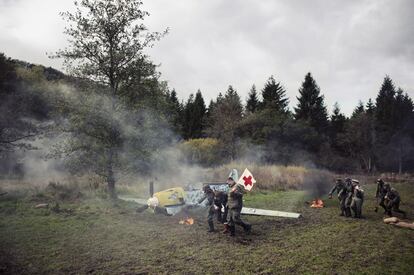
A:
[{"xmin": 121, "ymin": 168, "xmax": 301, "ymax": 219}]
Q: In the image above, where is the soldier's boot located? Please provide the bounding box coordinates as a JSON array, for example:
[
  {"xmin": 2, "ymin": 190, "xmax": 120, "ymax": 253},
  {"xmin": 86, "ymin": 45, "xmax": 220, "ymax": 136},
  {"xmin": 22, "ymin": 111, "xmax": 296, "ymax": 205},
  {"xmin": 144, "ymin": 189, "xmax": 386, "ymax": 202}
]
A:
[
  {"xmin": 222, "ymin": 223, "xmax": 230, "ymax": 234},
  {"xmin": 229, "ymin": 225, "xmax": 236, "ymax": 237},
  {"xmin": 208, "ymin": 221, "xmax": 215, "ymax": 233},
  {"xmin": 380, "ymin": 202, "xmax": 387, "ymax": 213},
  {"xmin": 340, "ymin": 206, "xmax": 345, "ymax": 216},
  {"xmin": 358, "ymin": 206, "xmax": 363, "ymax": 218},
  {"xmin": 345, "ymin": 208, "xmax": 352, "ymax": 217}
]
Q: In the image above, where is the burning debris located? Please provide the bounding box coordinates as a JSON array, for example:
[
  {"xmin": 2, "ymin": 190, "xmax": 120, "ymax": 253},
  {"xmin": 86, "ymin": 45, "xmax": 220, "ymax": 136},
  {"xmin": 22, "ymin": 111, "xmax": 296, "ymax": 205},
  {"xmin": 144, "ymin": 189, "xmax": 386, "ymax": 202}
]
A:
[
  {"xmin": 179, "ymin": 217, "xmax": 194, "ymax": 225},
  {"xmin": 306, "ymin": 198, "xmax": 324, "ymax": 208}
]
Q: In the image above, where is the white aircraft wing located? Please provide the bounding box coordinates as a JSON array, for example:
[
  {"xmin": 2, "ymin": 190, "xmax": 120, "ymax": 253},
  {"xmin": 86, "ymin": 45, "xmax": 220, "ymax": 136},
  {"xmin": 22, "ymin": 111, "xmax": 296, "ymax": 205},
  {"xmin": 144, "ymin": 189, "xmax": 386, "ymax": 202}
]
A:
[{"xmin": 241, "ymin": 207, "xmax": 301, "ymax": 218}]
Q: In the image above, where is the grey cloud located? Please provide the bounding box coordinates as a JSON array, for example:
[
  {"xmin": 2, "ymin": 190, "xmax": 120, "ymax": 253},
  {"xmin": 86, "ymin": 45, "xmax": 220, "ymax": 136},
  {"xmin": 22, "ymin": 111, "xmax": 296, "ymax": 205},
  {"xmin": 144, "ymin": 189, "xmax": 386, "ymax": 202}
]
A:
[{"xmin": 1, "ymin": 0, "xmax": 413, "ymax": 115}]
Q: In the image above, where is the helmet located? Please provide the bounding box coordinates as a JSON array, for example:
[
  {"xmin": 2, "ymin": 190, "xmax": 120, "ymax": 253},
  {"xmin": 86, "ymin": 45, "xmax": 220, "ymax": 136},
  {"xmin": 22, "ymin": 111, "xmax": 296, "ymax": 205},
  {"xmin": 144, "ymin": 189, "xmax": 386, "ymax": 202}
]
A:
[
  {"xmin": 203, "ymin": 185, "xmax": 212, "ymax": 193},
  {"xmin": 228, "ymin": 169, "xmax": 238, "ymax": 182}
]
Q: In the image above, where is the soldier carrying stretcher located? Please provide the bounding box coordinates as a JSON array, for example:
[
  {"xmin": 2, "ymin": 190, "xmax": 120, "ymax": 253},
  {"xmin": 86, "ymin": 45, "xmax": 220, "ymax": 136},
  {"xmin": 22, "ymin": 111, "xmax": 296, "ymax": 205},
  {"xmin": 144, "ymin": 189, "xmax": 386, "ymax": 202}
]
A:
[
  {"xmin": 375, "ymin": 179, "xmax": 387, "ymax": 213},
  {"xmin": 383, "ymin": 183, "xmax": 406, "ymax": 218},
  {"xmin": 350, "ymin": 180, "xmax": 364, "ymax": 218},
  {"xmin": 328, "ymin": 178, "xmax": 347, "ymax": 216}
]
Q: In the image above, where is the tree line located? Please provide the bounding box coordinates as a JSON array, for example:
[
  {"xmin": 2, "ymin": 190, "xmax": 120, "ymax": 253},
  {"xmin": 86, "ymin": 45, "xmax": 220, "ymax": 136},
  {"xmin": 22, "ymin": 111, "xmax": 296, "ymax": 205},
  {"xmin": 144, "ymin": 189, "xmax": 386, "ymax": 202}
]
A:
[{"xmin": 167, "ymin": 73, "xmax": 413, "ymax": 173}]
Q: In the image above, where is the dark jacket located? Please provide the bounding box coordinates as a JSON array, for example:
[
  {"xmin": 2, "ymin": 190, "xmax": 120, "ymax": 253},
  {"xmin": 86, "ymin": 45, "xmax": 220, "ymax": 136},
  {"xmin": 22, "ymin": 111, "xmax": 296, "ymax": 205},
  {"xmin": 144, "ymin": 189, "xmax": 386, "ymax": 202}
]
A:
[
  {"xmin": 198, "ymin": 189, "xmax": 215, "ymax": 206},
  {"xmin": 214, "ymin": 191, "xmax": 228, "ymax": 207},
  {"xmin": 344, "ymin": 179, "xmax": 354, "ymax": 195},
  {"xmin": 353, "ymin": 187, "xmax": 364, "ymax": 200},
  {"xmin": 227, "ymin": 184, "xmax": 244, "ymax": 209},
  {"xmin": 329, "ymin": 180, "xmax": 345, "ymax": 196},
  {"xmin": 385, "ymin": 188, "xmax": 400, "ymax": 203},
  {"xmin": 376, "ymin": 181, "xmax": 387, "ymax": 198}
]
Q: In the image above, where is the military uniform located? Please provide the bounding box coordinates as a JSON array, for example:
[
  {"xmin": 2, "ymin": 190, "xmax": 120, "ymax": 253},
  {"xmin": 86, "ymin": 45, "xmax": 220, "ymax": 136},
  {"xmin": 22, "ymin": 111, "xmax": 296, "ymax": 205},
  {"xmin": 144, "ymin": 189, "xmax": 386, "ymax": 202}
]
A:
[
  {"xmin": 375, "ymin": 179, "xmax": 387, "ymax": 213},
  {"xmin": 328, "ymin": 179, "xmax": 346, "ymax": 216},
  {"xmin": 227, "ymin": 180, "xmax": 251, "ymax": 236},
  {"xmin": 214, "ymin": 191, "xmax": 228, "ymax": 223},
  {"xmin": 198, "ymin": 186, "xmax": 216, "ymax": 232},
  {"xmin": 350, "ymin": 183, "xmax": 364, "ymax": 218},
  {"xmin": 384, "ymin": 187, "xmax": 406, "ymax": 217},
  {"xmin": 343, "ymin": 178, "xmax": 354, "ymax": 217}
]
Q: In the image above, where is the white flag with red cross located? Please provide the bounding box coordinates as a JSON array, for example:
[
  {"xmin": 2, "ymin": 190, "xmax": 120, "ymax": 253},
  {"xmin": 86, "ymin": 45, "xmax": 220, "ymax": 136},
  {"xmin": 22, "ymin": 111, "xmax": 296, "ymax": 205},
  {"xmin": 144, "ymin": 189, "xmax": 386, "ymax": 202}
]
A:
[{"xmin": 237, "ymin": 168, "xmax": 256, "ymax": 191}]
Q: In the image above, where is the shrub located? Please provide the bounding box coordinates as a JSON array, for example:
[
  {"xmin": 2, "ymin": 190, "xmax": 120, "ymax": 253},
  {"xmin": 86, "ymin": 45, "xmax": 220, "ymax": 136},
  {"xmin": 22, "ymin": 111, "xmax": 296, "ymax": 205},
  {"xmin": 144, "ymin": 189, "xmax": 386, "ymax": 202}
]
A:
[
  {"xmin": 204, "ymin": 162, "xmax": 333, "ymax": 192},
  {"xmin": 179, "ymin": 138, "xmax": 223, "ymax": 166}
]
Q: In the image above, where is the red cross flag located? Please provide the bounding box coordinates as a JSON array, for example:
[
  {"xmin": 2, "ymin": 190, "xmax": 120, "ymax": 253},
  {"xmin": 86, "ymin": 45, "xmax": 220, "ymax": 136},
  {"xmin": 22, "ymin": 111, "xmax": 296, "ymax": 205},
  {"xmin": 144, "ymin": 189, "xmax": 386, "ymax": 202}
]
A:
[{"xmin": 237, "ymin": 168, "xmax": 256, "ymax": 191}]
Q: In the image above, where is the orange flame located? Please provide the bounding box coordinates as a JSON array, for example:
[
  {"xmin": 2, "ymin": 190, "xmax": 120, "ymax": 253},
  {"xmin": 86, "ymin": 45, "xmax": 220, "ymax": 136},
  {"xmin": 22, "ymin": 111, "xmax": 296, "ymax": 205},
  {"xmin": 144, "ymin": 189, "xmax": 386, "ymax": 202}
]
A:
[
  {"xmin": 179, "ymin": 217, "xmax": 194, "ymax": 225},
  {"xmin": 310, "ymin": 198, "xmax": 324, "ymax": 208}
]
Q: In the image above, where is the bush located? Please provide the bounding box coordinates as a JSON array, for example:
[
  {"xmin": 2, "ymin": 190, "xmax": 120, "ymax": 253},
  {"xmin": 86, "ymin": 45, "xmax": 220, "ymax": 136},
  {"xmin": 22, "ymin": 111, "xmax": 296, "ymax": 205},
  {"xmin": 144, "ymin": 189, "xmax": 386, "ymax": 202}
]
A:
[
  {"xmin": 179, "ymin": 138, "xmax": 223, "ymax": 166},
  {"xmin": 45, "ymin": 181, "xmax": 82, "ymax": 201},
  {"xmin": 204, "ymin": 162, "xmax": 334, "ymax": 192}
]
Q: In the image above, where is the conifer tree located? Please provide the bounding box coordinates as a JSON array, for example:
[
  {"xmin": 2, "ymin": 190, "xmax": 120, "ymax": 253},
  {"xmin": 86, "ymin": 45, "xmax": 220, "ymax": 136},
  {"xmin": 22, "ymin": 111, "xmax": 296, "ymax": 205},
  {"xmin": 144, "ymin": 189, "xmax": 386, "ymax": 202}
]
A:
[
  {"xmin": 328, "ymin": 102, "xmax": 346, "ymax": 153},
  {"xmin": 352, "ymin": 100, "xmax": 365, "ymax": 118},
  {"xmin": 182, "ymin": 90, "xmax": 206, "ymax": 139},
  {"xmin": 246, "ymin": 85, "xmax": 259, "ymax": 114},
  {"xmin": 260, "ymin": 76, "xmax": 289, "ymax": 113},
  {"xmin": 192, "ymin": 90, "xmax": 207, "ymax": 138},
  {"xmin": 375, "ymin": 76, "xmax": 396, "ymax": 133},
  {"xmin": 366, "ymin": 98, "xmax": 375, "ymax": 115},
  {"xmin": 394, "ymin": 88, "xmax": 414, "ymax": 130},
  {"xmin": 206, "ymin": 86, "xmax": 243, "ymax": 160},
  {"xmin": 166, "ymin": 89, "xmax": 183, "ymax": 135},
  {"xmin": 294, "ymin": 72, "xmax": 329, "ymax": 133}
]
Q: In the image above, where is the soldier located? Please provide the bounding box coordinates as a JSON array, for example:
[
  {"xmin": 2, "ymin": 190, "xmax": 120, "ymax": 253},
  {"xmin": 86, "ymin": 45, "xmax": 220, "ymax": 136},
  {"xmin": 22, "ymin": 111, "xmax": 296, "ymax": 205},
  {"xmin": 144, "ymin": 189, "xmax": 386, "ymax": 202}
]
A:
[
  {"xmin": 375, "ymin": 179, "xmax": 387, "ymax": 213},
  {"xmin": 384, "ymin": 184, "xmax": 406, "ymax": 218},
  {"xmin": 350, "ymin": 180, "xmax": 364, "ymax": 218},
  {"xmin": 226, "ymin": 175, "xmax": 251, "ymax": 237},
  {"xmin": 343, "ymin": 178, "xmax": 354, "ymax": 217},
  {"xmin": 328, "ymin": 178, "xmax": 347, "ymax": 216},
  {"xmin": 198, "ymin": 185, "xmax": 216, "ymax": 232},
  {"xmin": 214, "ymin": 190, "xmax": 228, "ymax": 223}
]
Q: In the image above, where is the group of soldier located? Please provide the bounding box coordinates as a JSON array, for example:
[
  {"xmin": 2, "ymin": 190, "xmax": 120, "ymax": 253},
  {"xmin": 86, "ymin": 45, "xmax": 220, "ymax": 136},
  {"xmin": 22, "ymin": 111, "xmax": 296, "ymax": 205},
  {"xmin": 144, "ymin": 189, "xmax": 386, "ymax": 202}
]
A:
[
  {"xmin": 199, "ymin": 176, "xmax": 407, "ymax": 235},
  {"xmin": 328, "ymin": 178, "xmax": 406, "ymax": 218},
  {"xmin": 198, "ymin": 173, "xmax": 251, "ymax": 237}
]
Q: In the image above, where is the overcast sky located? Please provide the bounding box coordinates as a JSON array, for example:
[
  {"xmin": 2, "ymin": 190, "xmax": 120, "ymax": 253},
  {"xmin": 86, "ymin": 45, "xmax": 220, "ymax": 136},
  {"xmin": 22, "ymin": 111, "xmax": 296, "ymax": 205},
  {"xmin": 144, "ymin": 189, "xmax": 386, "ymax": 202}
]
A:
[{"xmin": 1, "ymin": 0, "xmax": 413, "ymax": 115}]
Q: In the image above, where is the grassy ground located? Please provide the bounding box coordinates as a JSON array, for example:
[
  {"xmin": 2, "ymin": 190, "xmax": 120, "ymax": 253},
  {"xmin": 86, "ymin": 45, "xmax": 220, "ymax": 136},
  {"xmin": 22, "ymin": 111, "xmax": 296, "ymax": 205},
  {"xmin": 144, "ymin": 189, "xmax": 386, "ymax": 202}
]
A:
[{"xmin": 0, "ymin": 183, "xmax": 413, "ymax": 274}]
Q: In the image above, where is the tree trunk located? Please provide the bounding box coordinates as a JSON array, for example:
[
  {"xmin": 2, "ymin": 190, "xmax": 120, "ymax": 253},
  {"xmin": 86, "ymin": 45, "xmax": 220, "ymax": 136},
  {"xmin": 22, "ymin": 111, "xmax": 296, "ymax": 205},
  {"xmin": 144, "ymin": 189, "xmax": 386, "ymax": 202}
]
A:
[
  {"xmin": 398, "ymin": 143, "xmax": 403, "ymax": 175},
  {"xmin": 108, "ymin": 74, "xmax": 117, "ymax": 199},
  {"xmin": 107, "ymin": 149, "xmax": 117, "ymax": 199},
  {"xmin": 368, "ymin": 156, "xmax": 372, "ymax": 173}
]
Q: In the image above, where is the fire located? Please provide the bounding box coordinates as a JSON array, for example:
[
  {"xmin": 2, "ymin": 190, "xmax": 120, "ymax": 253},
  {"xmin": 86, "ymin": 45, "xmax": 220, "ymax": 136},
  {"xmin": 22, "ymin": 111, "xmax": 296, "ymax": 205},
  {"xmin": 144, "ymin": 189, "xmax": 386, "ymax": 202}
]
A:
[
  {"xmin": 310, "ymin": 198, "xmax": 324, "ymax": 208},
  {"xmin": 179, "ymin": 217, "xmax": 194, "ymax": 225}
]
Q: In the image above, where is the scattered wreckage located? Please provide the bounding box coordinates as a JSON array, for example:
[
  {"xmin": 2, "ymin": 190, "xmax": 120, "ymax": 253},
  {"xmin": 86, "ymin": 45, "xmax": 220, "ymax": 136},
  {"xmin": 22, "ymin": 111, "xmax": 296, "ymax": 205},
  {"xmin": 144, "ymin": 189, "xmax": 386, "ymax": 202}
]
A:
[{"xmin": 120, "ymin": 168, "xmax": 301, "ymax": 219}]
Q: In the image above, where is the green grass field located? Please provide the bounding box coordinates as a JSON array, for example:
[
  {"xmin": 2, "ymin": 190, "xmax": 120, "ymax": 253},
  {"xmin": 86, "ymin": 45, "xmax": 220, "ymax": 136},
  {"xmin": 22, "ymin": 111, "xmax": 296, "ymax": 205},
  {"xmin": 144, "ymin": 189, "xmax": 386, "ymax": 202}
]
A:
[{"xmin": 1, "ymin": 183, "xmax": 413, "ymax": 274}]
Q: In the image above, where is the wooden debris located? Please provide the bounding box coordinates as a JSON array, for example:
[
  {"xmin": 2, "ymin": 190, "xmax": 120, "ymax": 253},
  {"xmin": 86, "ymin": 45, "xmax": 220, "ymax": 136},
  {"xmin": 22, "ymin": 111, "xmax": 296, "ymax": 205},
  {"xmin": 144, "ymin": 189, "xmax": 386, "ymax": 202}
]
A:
[
  {"xmin": 383, "ymin": 217, "xmax": 414, "ymax": 230},
  {"xmin": 34, "ymin": 203, "xmax": 49, "ymax": 209},
  {"xmin": 394, "ymin": 222, "xmax": 414, "ymax": 230},
  {"xmin": 383, "ymin": 217, "xmax": 399, "ymax": 224}
]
